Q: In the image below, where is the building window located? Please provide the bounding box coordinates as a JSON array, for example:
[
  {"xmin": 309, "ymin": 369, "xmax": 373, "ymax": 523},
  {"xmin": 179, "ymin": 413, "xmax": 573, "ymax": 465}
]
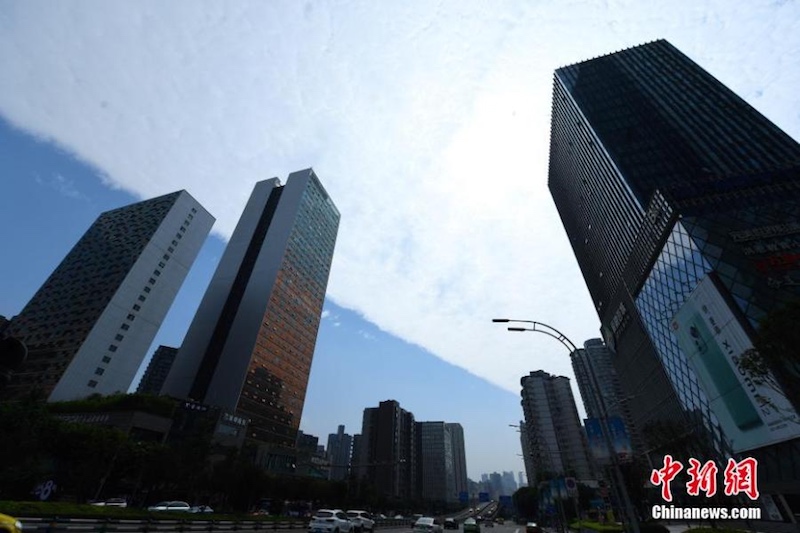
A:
[
  {"xmin": 109, "ymin": 345, "xmax": 118, "ymax": 352},
  {"xmin": 102, "ymin": 356, "xmax": 111, "ymax": 363},
  {"xmin": 138, "ymin": 295, "xmax": 146, "ymax": 302},
  {"xmin": 149, "ymin": 278, "xmax": 156, "ymax": 284},
  {"xmin": 88, "ymin": 380, "xmax": 98, "ymax": 388},
  {"xmin": 95, "ymin": 367, "xmax": 105, "ymax": 376},
  {"xmin": 120, "ymin": 323, "xmax": 129, "ymax": 331},
  {"xmin": 115, "ymin": 334, "xmax": 124, "ymax": 341},
  {"xmin": 143, "ymin": 286, "xmax": 151, "ymax": 293},
  {"xmin": 163, "ymin": 254, "xmax": 170, "ymax": 261},
  {"xmin": 126, "ymin": 314, "xmax": 136, "ymax": 321},
  {"xmin": 154, "ymin": 270, "xmax": 161, "ymax": 276},
  {"xmin": 168, "ymin": 247, "xmax": 174, "ymax": 253},
  {"xmin": 158, "ymin": 262, "xmax": 166, "ymax": 268},
  {"xmin": 133, "ymin": 304, "xmax": 141, "ymax": 311}
]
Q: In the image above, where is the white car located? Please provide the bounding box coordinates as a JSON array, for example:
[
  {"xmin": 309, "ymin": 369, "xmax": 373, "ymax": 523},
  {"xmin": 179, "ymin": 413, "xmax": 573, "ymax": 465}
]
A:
[
  {"xmin": 309, "ymin": 509, "xmax": 354, "ymax": 533},
  {"xmin": 346, "ymin": 511, "xmax": 375, "ymax": 533},
  {"xmin": 147, "ymin": 501, "xmax": 191, "ymax": 512},
  {"xmin": 414, "ymin": 517, "xmax": 443, "ymax": 533}
]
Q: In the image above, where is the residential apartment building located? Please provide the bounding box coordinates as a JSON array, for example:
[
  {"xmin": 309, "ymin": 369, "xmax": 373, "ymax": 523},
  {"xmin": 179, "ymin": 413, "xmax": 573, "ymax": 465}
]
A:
[
  {"xmin": 136, "ymin": 345, "xmax": 179, "ymax": 395},
  {"xmin": 520, "ymin": 370, "xmax": 594, "ymax": 484}
]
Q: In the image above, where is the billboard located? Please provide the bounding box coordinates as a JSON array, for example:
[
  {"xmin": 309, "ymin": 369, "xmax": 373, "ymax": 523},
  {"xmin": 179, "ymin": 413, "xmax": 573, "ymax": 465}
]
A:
[
  {"xmin": 671, "ymin": 275, "xmax": 800, "ymax": 452},
  {"xmin": 585, "ymin": 418, "xmax": 609, "ymax": 463},
  {"xmin": 584, "ymin": 416, "xmax": 633, "ymax": 464},
  {"xmin": 478, "ymin": 492, "xmax": 490, "ymax": 503},
  {"xmin": 459, "ymin": 491, "xmax": 469, "ymax": 504}
]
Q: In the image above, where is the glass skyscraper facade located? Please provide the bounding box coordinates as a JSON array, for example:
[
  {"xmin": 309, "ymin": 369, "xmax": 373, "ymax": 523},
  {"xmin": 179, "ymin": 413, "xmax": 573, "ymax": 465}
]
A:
[
  {"xmin": 549, "ymin": 39, "xmax": 800, "ymax": 503},
  {"xmin": 161, "ymin": 169, "xmax": 339, "ymax": 471}
]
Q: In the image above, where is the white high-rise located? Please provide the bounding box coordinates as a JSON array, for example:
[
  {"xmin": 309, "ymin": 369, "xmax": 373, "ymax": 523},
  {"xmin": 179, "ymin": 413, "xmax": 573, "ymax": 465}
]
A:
[
  {"xmin": 5, "ymin": 191, "xmax": 213, "ymax": 401},
  {"xmin": 520, "ymin": 370, "xmax": 594, "ymax": 484}
]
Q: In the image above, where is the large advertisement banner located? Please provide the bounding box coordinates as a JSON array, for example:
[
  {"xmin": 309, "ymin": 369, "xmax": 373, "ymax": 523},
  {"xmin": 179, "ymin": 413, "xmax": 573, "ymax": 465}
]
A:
[
  {"xmin": 584, "ymin": 416, "xmax": 633, "ymax": 463},
  {"xmin": 671, "ymin": 275, "xmax": 800, "ymax": 452}
]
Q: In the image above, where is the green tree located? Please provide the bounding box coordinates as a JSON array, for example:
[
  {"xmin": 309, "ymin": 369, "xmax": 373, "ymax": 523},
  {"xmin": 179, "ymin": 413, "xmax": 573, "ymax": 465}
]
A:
[{"xmin": 512, "ymin": 486, "xmax": 539, "ymax": 521}]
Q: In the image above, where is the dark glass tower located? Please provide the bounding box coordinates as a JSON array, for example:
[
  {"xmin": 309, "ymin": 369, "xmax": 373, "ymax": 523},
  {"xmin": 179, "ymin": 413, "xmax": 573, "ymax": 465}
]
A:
[
  {"xmin": 549, "ymin": 40, "xmax": 800, "ymax": 501},
  {"xmin": 162, "ymin": 169, "xmax": 339, "ymax": 471}
]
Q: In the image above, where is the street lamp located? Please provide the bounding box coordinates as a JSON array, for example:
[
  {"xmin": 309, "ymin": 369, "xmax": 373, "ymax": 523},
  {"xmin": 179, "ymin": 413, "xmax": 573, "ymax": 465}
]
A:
[{"xmin": 493, "ymin": 318, "xmax": 641, "ymax": 533}]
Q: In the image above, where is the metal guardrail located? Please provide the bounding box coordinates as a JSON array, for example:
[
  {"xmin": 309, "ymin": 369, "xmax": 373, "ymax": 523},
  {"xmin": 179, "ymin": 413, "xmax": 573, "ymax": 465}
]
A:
[
  {"xmin": 18, "ymin": 518, "xmax": 311, "ymax": 533},
  {"xmin": 19, "ymin": 517, "xmax": 414, "ymax": 533}
]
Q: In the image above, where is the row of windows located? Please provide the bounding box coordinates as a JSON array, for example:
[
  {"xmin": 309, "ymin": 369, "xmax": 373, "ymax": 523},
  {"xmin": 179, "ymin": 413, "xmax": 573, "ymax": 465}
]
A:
[{"xmin": 86, "ymin": 208, "xmax": 195, "ymax": 390}]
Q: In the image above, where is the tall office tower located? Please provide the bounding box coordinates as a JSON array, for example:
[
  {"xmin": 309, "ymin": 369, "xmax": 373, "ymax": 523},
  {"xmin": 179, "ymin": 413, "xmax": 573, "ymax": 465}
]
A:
[
  {"xmin": 446, "ymin": 422, "xmax": 469, "ymax": 500},
  {"xmin": 136, "ymin": 345, "xmax": 179, "ymax": 395},
  {"xmin": 161, "ymin": 169, "xmax": 339, "ymax": 471},
  {"xmin": 360, "ymin": 400, "xmax": 418, "ymax": 501},
  {"xmin": 416, "ymin": 421, "xmax": 456, "ymax": 503},
  {"xmin": 570, "ymin": 339, "xmax": 640, "ymax": 455},
  {"xmin": 3, "ymin": 192, "xmax": 213, "ymax": 402},
  {"xmin": 327, "ymin": 424, "xmax": 353, "ymax": 481},
  {"xmin": 520, "ymin": 370, "xmax": 594, "ymax": 484},
  {"xmin": 548, "ymin": 39, "xmax": 800, "ymax": 504}
]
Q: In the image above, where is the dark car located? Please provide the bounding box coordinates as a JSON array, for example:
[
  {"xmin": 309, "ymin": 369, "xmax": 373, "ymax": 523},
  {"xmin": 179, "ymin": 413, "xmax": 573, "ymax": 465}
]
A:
[
  {"xmin": 525, "ymin": 523, "xmax": 542, "ymax": 533},
  {"xmin": 444, "ymin": 519, "xmax": 458, "ymax": 530}
]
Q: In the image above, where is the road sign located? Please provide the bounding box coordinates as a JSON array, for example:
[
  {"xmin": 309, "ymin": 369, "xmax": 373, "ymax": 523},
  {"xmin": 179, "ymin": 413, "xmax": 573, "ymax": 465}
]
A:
[
  {"xmin": 565, "ymin": 477, "xmax": 577, "ymax": 496},
  {"xmin": 459, "ymin": 491, "xmax": 469, "ymax": 504},
  {"xmin": 479, "ymin": 492, "xmax": 490, "ymax": 503}
]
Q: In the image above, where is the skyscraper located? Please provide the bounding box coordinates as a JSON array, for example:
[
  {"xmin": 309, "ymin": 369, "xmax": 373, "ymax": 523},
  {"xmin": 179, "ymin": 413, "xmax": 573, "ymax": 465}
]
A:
[
  {"xmin": 570, "ymin": 339, "xmax": 640, "ymax": 455},
  {"xmin": 161, "ymin": 169, "xmax": 339, "ymax": 471},
  {"xmin": 417, "ymin": 421, "xmax": 455, "ymax": 503},
  {"xmin": 446, "ymin": 422, "xmax": 469, "ymax": 500},
  {"xmin": 4, "ymin": 191, "xmax": 213, "ymax": 402},
  {"xmin": 520, "ymin": 370, "xmax": 594, "ymax": 484},
  {"xmin": 549, "ymin": 40, "xmax": 800, "ymax": 502},
  {"xmin": 359, "ymin": 400, "xmax": 417, "ymax": 501},
  {"xmin": 136, "ymin": 345, "xmax": 179, "ymax": 395},
  {"xmin": 327, "ymin": 424, "xmax": 353, "ymax": 481}
]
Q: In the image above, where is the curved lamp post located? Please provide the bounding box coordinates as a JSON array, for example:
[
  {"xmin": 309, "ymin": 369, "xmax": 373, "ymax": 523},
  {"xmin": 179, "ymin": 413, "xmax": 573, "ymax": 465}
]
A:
[{"xmin": 493, "ymin": 318, "xmax": 641, "ymax": 533}]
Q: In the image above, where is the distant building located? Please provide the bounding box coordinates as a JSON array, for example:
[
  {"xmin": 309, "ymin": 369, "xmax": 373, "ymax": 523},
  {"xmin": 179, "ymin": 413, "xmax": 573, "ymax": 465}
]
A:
[
  {"xmin": 327, "ymin": 424, "xmax": 353, "ymax": 481},
  {"xmin": 4, "ymin": 191, "xmax": 213, "ymax": 402},
  {"xmin": 161, "ymin": 169, "xmax": 340, "ymax": 473},
  {"xmin": 359, "ymin": 400, "xmax": 417, "ymax": 500},
  {"xmin": 501, "ymin": 471, "xmax": 517, "ymax": 495},
  {"xmin": 520, "ymin": 370, "xmax": 594, "ymax": 483},
  {"xmin": 518, "ymin": 471, "xmax": 526, "ymax": 488},
  {"xmin": 136, "ymin": 345, "xmax": 179, "ymax": 395}
]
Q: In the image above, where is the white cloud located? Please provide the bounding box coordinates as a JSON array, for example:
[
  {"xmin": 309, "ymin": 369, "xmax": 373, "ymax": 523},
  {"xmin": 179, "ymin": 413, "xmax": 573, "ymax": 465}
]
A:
[
  {"xmin": 2, "ymin": 0, "xmax": 799, "ymax": 409},
  {"xmin": 34, "ymin": 172, "xmax": 89, "ymax": 201}
]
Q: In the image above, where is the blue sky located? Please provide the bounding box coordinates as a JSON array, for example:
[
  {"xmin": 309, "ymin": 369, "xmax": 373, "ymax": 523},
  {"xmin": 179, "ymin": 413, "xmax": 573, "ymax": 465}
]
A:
[{"xmin": 2, "ymin": 0, "xmax": 800, "ymax": 479}]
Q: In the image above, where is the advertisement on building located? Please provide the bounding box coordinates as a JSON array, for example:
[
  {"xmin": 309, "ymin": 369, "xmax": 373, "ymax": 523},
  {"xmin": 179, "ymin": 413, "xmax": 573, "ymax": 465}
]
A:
[
  {"xmin": 584, "ymin": 416, "xmax": 633, "ymax": 463},
  {"xmin": 671, "ymin": 275, "xmax": 800, "ymax": 452}
]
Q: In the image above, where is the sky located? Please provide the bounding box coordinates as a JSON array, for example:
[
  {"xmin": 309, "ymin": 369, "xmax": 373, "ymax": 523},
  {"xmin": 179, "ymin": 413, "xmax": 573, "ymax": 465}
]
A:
[{"xmin": 2, "ymin": 0, "xmax": 800, "ymax": 480}]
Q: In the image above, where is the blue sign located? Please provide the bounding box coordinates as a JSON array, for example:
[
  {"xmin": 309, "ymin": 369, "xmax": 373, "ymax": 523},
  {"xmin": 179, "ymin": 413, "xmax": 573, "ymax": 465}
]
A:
[
  {"xmin": 499, "ymin": 495, "xmax": 513, "ymax": 508},
  {"xmin": 479, "ymin": 492, "xmax": 490, "ymax": 503},
  {"xmin": 459, "ymin": 491, "xmax": 469, "ymax": 504}
]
